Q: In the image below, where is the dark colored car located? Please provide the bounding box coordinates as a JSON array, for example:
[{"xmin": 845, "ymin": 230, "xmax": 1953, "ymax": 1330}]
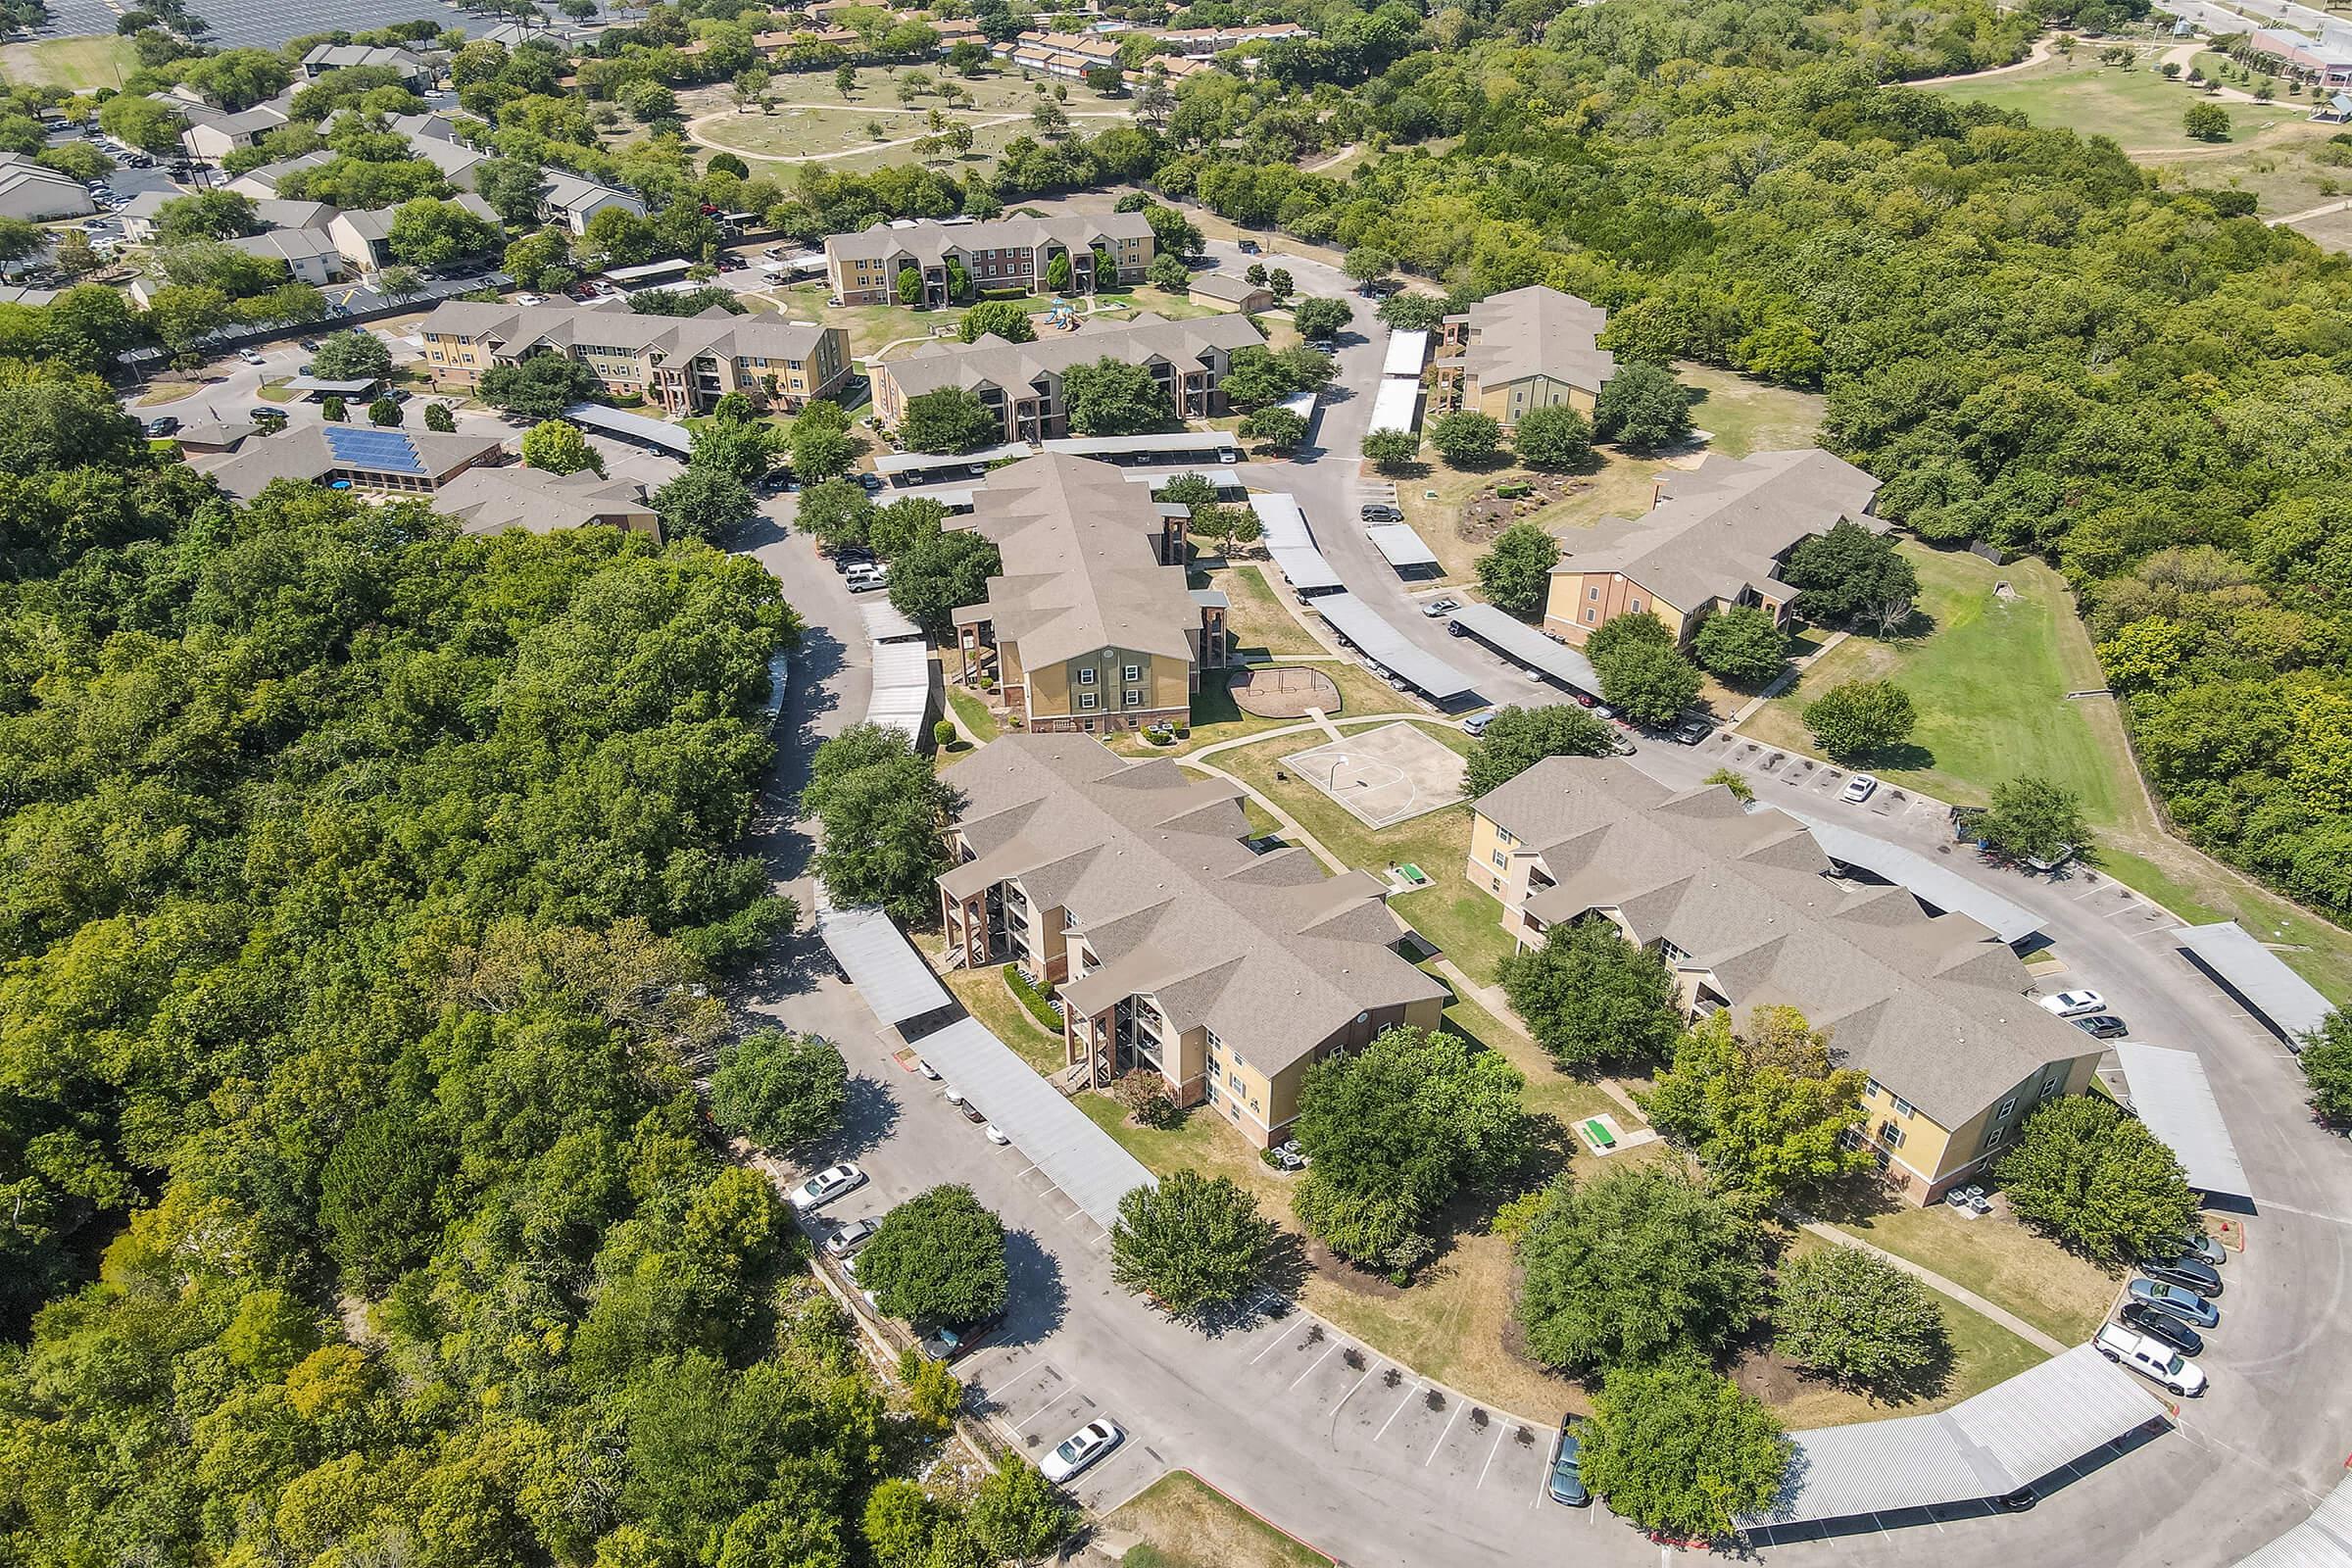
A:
[
  {"xmin": 2120, "ymin": 1300, "xmax": 2205, "ymax": 1356},
  {"xmin": 144, "ymin": 416, "xmax": 178, "ymax": 436},
  {"xmin": 915, "ymin": 1309, "xmax": 1004, "ymax": 1362},
  {"xmin": 1673, "ymin": 718, "xmax": 1712, "ymax": 746},
  {"xmin": 2142, "ymin": 1254, "xmax": 2223, "ymax": 1298},
  {"xmin": 2073, "ymin": 1014, "xmax": 2129, "ymax": 1040},
  {"xmin": 1547, "ymin": 1415, "xmax": 1589, "ymax": 1506},
  {"xmin": 830, "ymin": 546, "xmax": 876, "ymax": 573}
]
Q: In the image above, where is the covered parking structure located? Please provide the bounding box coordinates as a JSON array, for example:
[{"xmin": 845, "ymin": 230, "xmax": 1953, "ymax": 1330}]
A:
[
  {"xmin": 1309, "ymin": 593, "xmax": 1483, "ymax": 704},
  {"xmin": 1041, "ymin": 430, "xmax": 1240, "ymax": 466},
  {"xmin": 1365, "ymin": 521, "xmax": 1441, "ymax": 576},
  {"xmin": 2175, "ymin": 920, "xmax": 2334, "ymax": 1048},
  {"xmin": 877, "ymin": 442, "xmax": 1028, "ymax": 485},
  {"xmin": 1738, "ymin": 1344, "xmax": 2170, "ymax": 1541},
  {"xmin": 2236, "ymin": 1472, "xmax": 2352, "ymax": 1565},
  {"xmin": 1250, "ymin": 491, "xmax": 1344, "ymax": 596},
  {"xmin": 906, "ymin": 1015, "xmax": 1154, "ymax": 1231},
  {"xmin": 1788, "ymin": 811, "xmax": 2045, "ymax": 948},
  {"xmin": 866, "ymin": 635, "xmax": 931, "ymax": 740},
  {"xmin": 563, "ymin": 401, "xmax": 693, "ymax": 457},
  {"xmin": 1367, "ymin": 375, "xmax": 1421, "ymax": 435},
  {"xmin": 2115, "ymin": 1043, "xmax": 2251, "ymax": 1205},
  {"xmin": 816, "ymin": 905, "xmax": 955, "ymax": 1034},
  {"xmin": 1445, "ymin": 602, "xmax": 1599, "ymax": 694}
]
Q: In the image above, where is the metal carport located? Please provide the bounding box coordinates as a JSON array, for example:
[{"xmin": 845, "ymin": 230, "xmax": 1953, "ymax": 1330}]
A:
[
  {"xmin": 1309, "ymin": 593, "xmax": 1483, "ymax": 703},
  {"xmin": 2114, "ymin": 1043, "xmax": 2251, "ymax": 1202},
  {"xmin": 816, "ymin": 905, "xmax": 951, "ymax": 1027},
  {"xmin": 865, "ymin": 636, "xmax": 932, "ymax": 739},
  {"xmin": 906, "ymin": 1015, "xmax": 1154, "ymax": 1231},
  {"xmin": 861, "ymin": 598, "xmax": 922, "ymax": 643},
  {"xmin": 1365, "ymin": 522, "xmax": 1441, "ymax": 572},
  {"xmin": 1367, "ymin": 375, "xmax": 1421, "ymax": 434},
  {"xmin": 2236, "ymin": 1472, "xmax": 2352, "ymax": 1565},
  {"xmin": 2175, "ymin": 921, "xmax": 2334, "ymax": 1047},
  {"xmin": 1788, "ymin": 811, "xmax": 2046, "ymax": 947},
  {"xmin": 1739, "ymin": 1344, "xmax": 2169, "ymax": 1532},
  {"xmin": 563, "ymin": 401, "xmax": 693, "ymax": 456},
  {"xmin": 1445, "ymin": 602, "xmax": 1599, "ymax": 693},
  {"xmin": 1250, "ymin": 492, "xmax": 1344, "ymax": 595}
]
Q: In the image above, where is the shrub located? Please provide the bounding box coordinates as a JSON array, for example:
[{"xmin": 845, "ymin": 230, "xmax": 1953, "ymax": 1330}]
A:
[{"xmin": 1003, "ymin": 963, "xmax": 1060, "ymax": 1031}]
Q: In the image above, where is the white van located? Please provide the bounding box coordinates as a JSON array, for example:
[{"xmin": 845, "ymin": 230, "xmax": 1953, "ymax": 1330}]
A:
[{"xmin": 2095, "ymin": 1323, "xmax": 2205, "ymax": 1396}]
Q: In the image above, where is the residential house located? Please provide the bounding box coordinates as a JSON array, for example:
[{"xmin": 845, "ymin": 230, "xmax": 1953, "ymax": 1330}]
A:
[
  {"xmin": 1466, "ymin": 757, "xmax": 2104, "ymax": 1201},
  {"xmin": 329, "ymin": 192, "xmax": 501, "ymax": 273},
  {"xmin": 177, "ymin": 95, "xmax": 294, "ymax": 163},
  {"xmin": 939, "ymin": 734, "xmax": 1448, "ymax": 1145},
  {"xmin": 225, "ymin": 149, "xmax": 333, "ymax": 199},
  {"xmin": 824, "ymin": 212, "xmax": 1154, "ymax": 307},
  {"xmin": 0, "ymin": 154, "xmax": 94, "ymax": 221},
  {"xmin": 199, "ymin": 423, "xmax": 506, "ymax": 503},
  {"xmin": 410, "ymin": 134, "xmax": 486, "ymax": 191},
  {"xmin": 539, "ymin": 171, "xmax": 646, "ymax": 235},
  {"xmin": 299, "ymin": 43, "xmax": 431, "ymax": 84},
  {"xmin": 1542, "ymin": 448, "xmax": 1881, "ymax": 646},
  {"xmin": 947, "ymin": 454, "xmax": 1228, "ymax": 734},
  {"xmin": 434, "ymin": 464, "xmax": 662, "ymax": 541},
  {"xmin": 225, "ymin": 226, "xmax": 346, "ymax": 284},
  {"xmin": 871, "ymin": 312, "xmax": 1265, "ymax": 440},
  {"xmin": 1428, "ymin": 284, "xmax": 1614, "ymax": 428},
  {"xmin": 416, "ymin": 298, "xmax": 853, "ymax": 415}
]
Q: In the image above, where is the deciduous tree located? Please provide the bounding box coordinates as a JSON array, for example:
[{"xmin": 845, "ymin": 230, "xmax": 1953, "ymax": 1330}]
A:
[
  {"xmin": 1578, "ymin": 1358, "xmax": 1789, "ymax": 1540},
  {"xmin": 858, "ymin": 1184, "xmax": 1007, "ymax": 1325},
  {"xmin": 1498, "ymin": 914, "xmax": 1683, "ymax": 1067},
  {"xmin": 1995, "ymin": 1096, "xmax": 2197, "ymax": 1262},
  {"xmin": 708, "ymin": 1030, "xmax": 847, "ymax": 1152},
  {"xmin": 1773, "ymin": 1246, "xmax": 1949, "ymax": 1390},
  {"xmin": 1592, "ymin": 363, "xmax": 1693, "ymax": 454},
  {"xmin": 1429, "ymin": 409, "xmax": 1502, "ymax": 466},
  {"xmin": 1109, "ymin": 1169, "xmax": 1279, "ymax": 1315},
  {"xmin": 1978, "ymin": 776, "xmax": 2091, "ymax": 863},
  {"xmin": 521, "ymin": 417, "xmax": 605, "ymax": 476},
  {"xmin": 1462, "ymin": 704, "xmax": 1613, "ymax": 795},
  {"xmin": 804, "ymin": 723, "xmax": 954, "ymax": 919},
  {"xmin": 1511, "ymin": 403, "xmax": 1592, "ymax": 469},
  {"xmin": 900, "ymin": 386, "xmax": 1002, "ymax": 453},
  {"xmin": 1475, "ymin": 521, "xmax": 1559, "ymax": 615},
  {"xmin": 1639, "ymin": 1009, "xmax": 1872, "ymax": 1202},
  {"xmin": 1691, "ymin": 605, "xmax": 1789, "ymax": 686},
  {"xmin": 1802, "ymin": 679, "xmax": 1915, "ymax": 760}
]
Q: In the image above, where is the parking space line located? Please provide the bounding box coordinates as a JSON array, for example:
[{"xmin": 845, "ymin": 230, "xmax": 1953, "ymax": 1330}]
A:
[
  {"xmin": 1289, "ymin": 1338, "xmax": 1345, "ymax": 1390},
  {"xmin": 1008, "ymin": 1387, "xmax": 1078, "ymax": 1433},
  {"xmin": 1423, "ymin": 1399, "xmax": 1465, "ymax": 1465},
  {"xmin": 1373, "ymin": 1383, "xmax": 1420, "ymax": 1442},
  {"xmin": 1474, "ymin": 1423, "xmax": 1509, "ymax": 1489},
  {"xmin": 1250, "ymin": 1330, "xmax": 1293, "ymax": 1366},
  {"xmin": 1330, "ymin": 1362, "xmax": 1374, "ymax": 1419}
]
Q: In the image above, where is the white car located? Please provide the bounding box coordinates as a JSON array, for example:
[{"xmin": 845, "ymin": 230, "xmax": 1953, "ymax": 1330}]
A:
[
  {"xmin": 985, "ymin": 1123, "xmax": 1010, "ymax": 1146},
  {"xmin": 514, "ymin": 292, "xmax": 546, "ymax": 306},
  {"xmin": 788, "ymin": 1162, "xmax": 865, "ymax": 1212},
  {"xmin": 2095, "ymin": 1323, "xmax": 2205, "ymax": 1396},
  {"xmin": 237, "ymin": 348, "xmax": 264, "ymax": 365},
  {"xmin": 2038, "ymin": 990, "xmax": 2106, "ymax": 1018},
  {"xmin": 1039, "ymin": 1418, "xmax": 1125, "ymax": 1483},
  {"xmin": 916, "ymin": 1058, "xmax": 941, "ymax": 1081},
  {"xmin": 1840, "ymin": 773, "xmax": 1879, "ymax": 804},
  {"xmin": 845, "ymin": 564, "xmax": 890, "ymax": 594}
]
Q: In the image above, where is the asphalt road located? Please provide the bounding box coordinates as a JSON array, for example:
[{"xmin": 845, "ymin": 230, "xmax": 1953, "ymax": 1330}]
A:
[{"xmin": 729, "ymin": 235, "xmax": 2352, "ymax": 1564}]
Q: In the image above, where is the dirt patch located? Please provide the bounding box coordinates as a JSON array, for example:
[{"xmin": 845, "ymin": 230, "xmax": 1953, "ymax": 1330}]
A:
[
  {"xmin": 1731, "ymin": 1346, "xmax": 1808, "ymax": 1409},
  {"xmin": 1456, "ymin": 471, "xmax": 1588, "ymax": 548},
  {"xmin": 1302, "ymin": 1234, "xmax": 1405, "ymax": 1297},
  {"xmin": 1228, "ymin": 664, "xmax": 1342, "ymax": 717}
]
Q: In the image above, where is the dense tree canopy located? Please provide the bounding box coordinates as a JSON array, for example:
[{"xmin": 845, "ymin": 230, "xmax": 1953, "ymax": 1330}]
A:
[
  {"xmin": 1641, "ymin": 1008, "xmax": 1873, "ymax": 1203},
  {"xmin": 1498, "ymin": 914, "xmax": 1684, "ymax": 1068},
  {"xmin": 1996, "ymin": 1096, "xmax": 2198, "ymax": 1262},
  {"xmin": 802, "ymin": 724, "xmax": 956, "ymax": 920},
  {"xmin": 1462, "ymin": 704, "xmax": 1613, "ymax": 795},
  {"xmin": 1578, "ymin": 1358, "xmax": 1789, "ymax": 1541},
  {"xmin": 857, "ymin": 1184, "xmax": 1008, "ymax": 1327}
]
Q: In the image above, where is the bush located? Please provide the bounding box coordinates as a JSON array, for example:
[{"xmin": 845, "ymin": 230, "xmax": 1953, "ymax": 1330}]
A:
[
  {"xmin": 1773, "ymin": 1246, "xmax": 1948, "ymax": 1390},
  {"xmin": 1802, "ymin": 678, "xmax": 1915, "ymax": 760},
  {"xmin": 1003, "ymin": 962, "xmax": 1060, "ymax": 1031},
  {"xmin": 933, "ymin": 717, "xmax": 957, "ymax": 749},
  {"xmin": 1995, "ymin": 1096, "xmax": 2197, "ymax": 1262}
]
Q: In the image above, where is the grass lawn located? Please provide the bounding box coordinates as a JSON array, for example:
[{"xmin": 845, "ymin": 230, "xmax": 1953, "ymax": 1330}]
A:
[
  {"xmin": 1742, "ymin": 1232, "xmax": 2049, "ymax": 1429},
  {"xmin": 1832, "ymin": 1204, "xmax": 2120, "ymax": 1345},
  {"xmin": 1396, "ymin": 445, "xmax": 1685, "ymax": 587},
  {"xmin": 0, "ymin": 35, "xmax": 136, "ymax": 89},
  {"xmin": 944, "ymin": 683, "xmax": 1000, "ymax": 743},
  {"xmin": 1078, "ymin": 1090, "xmax": 1299, "ymax": 1218},
  {"xmin": 1677, "ymin": 364, "xmax": 1826, "ymax": 458},
  {"xmin": 764, "ymin": 281, "xmax": 948, "ymax": 362},
  {"xmin": 1215, "ymin": 563, "xmax": 1324, "ymax": 657},
  {"xmin": 1393, "ymin": 876, "xmax": 1516, "ymax": 987},
  {"xmin": 1094, "ymin": 286, "xmax": 1240, "ymax": 322},
  {"xmin": 1108, "ymin": 1473, "xmax": 1334, "ymax": 1568},
  {"xmin": 1740, "ymin": 540, "xmax": 2352, "ymax": 1000},
  {"xmin": 1933, "ymin": 49, "xmax": 2307, "ymax": 152},
  {"xmin": 942, "ymin": 965, "xmax": 1065, "ymax": 1076}
]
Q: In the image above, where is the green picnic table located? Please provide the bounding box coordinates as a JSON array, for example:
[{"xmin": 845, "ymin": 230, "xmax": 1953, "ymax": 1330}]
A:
[{"xmin": 1584, "ymin": 1118, "xmax": 1615, "ymax": 1150}]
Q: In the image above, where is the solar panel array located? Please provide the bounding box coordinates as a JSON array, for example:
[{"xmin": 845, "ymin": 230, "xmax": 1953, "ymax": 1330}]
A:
[{"xmin": 323, "ymin": 424, "xmax": 426, "ymax": 476}]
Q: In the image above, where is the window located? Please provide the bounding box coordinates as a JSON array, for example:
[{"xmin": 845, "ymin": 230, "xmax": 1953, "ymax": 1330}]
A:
[
  {"xmin": 1123, "ymin": 690, "xmax": 1141, "ymax": 708},
  {"xmin": 1079, "ymin": 691, "xmax": 1099, "ymax": 710},
  {"xmin": 1491, "ymin": 850, "xmax": 1507, "ymax": 870},
  {"xmin": 1864, "ymin": 1077, "xmax": 1882, "ymax": 1099},
  {"xmin": 1078, "ymin": 667, "xmax": 1096, "ymax": 685},
  {"xmin": 1996, "ymin": 1096, "xmax": 2017, "ymax": 1121},
  {"xmin": 1123, "ymin": 664, "xmax": 1141, "ymax": 682},
  {"xmin": 1630, "ymin": 599, "xmax": 1644, "ymax": 613},
  {"xmin": 1228, "ymin": 1070, "xmax": 1242, "ymax": 1090},
  {"xmin": 1890, "ymin": 1096, "xmax": 1914, "ymax": 1117},
  {"xmin": 1881, "ymin": 1122, "xmax": 1906, "ymax": 1149},
  {"xmin": 1584, "ymin": 609, "xmax": 1596, "ymax": 624},
  {"xmin": 1588, "ymin": 587, "xmax": 1598, "ymax": 601}
]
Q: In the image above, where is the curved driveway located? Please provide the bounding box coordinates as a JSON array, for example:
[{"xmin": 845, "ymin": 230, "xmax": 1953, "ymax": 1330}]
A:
[{"xmin": 734, "ymin": 226, "xmax": 2352, "ymax": 1564}]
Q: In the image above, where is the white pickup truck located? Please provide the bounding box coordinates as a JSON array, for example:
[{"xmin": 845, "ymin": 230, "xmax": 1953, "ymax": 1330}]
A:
[{"xmin": 2096, "ymin": 1323, "xmax": 2206, "ymax": 1396}]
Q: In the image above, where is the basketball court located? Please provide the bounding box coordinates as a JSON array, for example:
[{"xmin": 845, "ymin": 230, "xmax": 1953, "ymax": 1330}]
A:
[{"xmin": 1281, "ymin": 721, "xmax": 1466, "ymax": 829}]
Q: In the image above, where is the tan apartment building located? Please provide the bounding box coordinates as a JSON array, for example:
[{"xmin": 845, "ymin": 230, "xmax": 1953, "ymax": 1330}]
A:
[
  {"xmin": 949, "ymin": 455, "xmax": 1226, "ymax": 733},
  {"xmin": 1429, "ymin": 284, "xmax": 1614, "ymax": 428},
  {"xmin": 1466, "ymin": 757, "xmax": 2103, "ymax": 1201},
  {"xmin": 416, "ymin": 300, "xmax": 851, "ymax": 416},
  {"xmin": 873, "ymin": 312, "xmax": 1266, "ymax": 441},
  {"xmin": 1543, "ymin": 448, "xmax": 1881, "ymax": 646},
  {"xmin": 825, "ymin": 213, "xmax": 1155, "ymax": 308},
  {"xmin": 939, "ymin": 734, "xmax": 1448, "ymax": 1145}
]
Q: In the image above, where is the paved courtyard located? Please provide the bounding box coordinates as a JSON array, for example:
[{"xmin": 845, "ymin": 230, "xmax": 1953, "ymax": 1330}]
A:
[{"xmin": 1283, "ymin": 720, "xmax": 1466, "ymax": 828}]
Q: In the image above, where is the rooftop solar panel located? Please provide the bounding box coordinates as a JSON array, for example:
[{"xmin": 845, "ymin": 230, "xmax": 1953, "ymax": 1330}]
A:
[{"xmin": 323, "ymin": 425, "xmax": 426, "ymax": 475}]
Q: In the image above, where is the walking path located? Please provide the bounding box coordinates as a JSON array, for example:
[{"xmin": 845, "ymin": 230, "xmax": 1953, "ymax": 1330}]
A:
[
  {"xmin": 1796, "ymin": 1220, "xmax": 2072, "ymax": 1356},
  {"xmin": 1908, "ymin": 34, "xmax": 2059, "ymax": 85}
]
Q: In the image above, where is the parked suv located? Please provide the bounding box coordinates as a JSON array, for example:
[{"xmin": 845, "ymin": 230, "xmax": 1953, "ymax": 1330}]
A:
[
  {"xmin": 1360, "ymin": 503, "xmax": 1402, "ymax": 523},
  {"xmin": 2095, "ymin": 1323, "xmax": 2205, "ymax": 1396},
  {"xmin": 2120, "ymin": 1300, "xmax": 2204, "ymax": 1356},
  {"xmin": 2140, "ymin": 1253, "xmax": 2223, "ymax": 1298}
]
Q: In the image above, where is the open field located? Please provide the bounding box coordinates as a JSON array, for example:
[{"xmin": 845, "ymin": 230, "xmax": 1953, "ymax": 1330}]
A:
[
  {"xmin": 1741, "ymin": 541, "xmax": 2352, "ymax": 999},
  {"xmin": 687, "ymin": 67, "xmax": 1131, "ymax": 176},
  {"xmin": 688, "ymin": 67, "xmax": 1130, "ymax": 122},
  {"xmin": 1214, "ymin": 563, "xmax": 1325, "ymax": 658},
  {"xmin": 0, "ymin": 34, "xmax": 137, "ymax": 89},
  {"xmin": 1832, "ymin": 1203, "xmax": 2121, "ymax": 1345},
  {"xmin": 1932, "ymin": 48, "xmax": 2308, "ymax": 151},
  {"xmin": 1678, "ymin": 363, "xmax": 1827, "ymax": 458},
  {"xmin": 1110, "ymin": 1473, "xmax": 1336, "ymax": 1568}
]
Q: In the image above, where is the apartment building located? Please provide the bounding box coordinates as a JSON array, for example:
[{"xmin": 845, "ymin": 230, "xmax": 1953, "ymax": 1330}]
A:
[
  {"xmin": 1153, "ymin": 21, "xmax": 1310, "ymax": 54},
  {"xmin": 299, "ymin": 43, "xmax": 431, "ymax": 84},
  {"xmin": 416, "ymin": 299, "xmax": 852, "ymax": 416},
  {"xmin": 1543, "ymin": 448, "xmax": 1882, "ymax": 646},
  {"xmin": 434, "ymin": 464, "xmax": 662, "ymax": 541},
  {"xmin": 540, "ymin": 172, "xmax": 645, "ymax": 235},
  {"xmin": 224, "ymin": 227, "xmax": 346, "ymax": 284},
  {"xmin": 328, "ymin": 193, "xmax": 502, "ymax": 274},
  {"xmin": 873, "ymin": 312, "xmax": 1266, "ymax": 441},
  {"xmin": 948, "ymin": 455, "xmax": 1226, "ymax": 734},
  {"xmin": 939, "ymin": 734, "xmax": 1448, "ymax": 1145},
  {"xmin": 824, "ymin": 213, "xmax": 1154, "ymax": 307},
  {"xmin": 1467, "ymin": 757, "xmax": 2103, "ymax": 1201},
  {"xmin": 1428, "ymin": 284, "xmax": 1614, "ymax": 428},
  {"xmin": 0, "ymin": 154, "xmax": 94, "ymax": 222}
]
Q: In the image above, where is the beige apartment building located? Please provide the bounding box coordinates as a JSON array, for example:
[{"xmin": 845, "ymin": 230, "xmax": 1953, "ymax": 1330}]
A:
[
  {"xmin": 874, "ymin": 312, "xmax": 1266, "ymax": 442},
  {"xmin": 1544, "ymin": 448, "xmax": 1882, "ymax": 647},
  {"xmin": 940, "ymin": 734, "xmax": 1448, "ymax": 1145},
  {"xmin": 1429, "ymin": 284, "xmax": 1615, "ymax": 428},
  {"xmin": 1467, "ymin": 757, "xmax": 2103, "ymax": 1202},
  {"xmin": 825, "ymin": 213, "xmax": 1155, "ymax": 307},
  {"xmin": 416, "ymin": 300, "xmax": 851, "ymax": 416},
  {"xmin": 949, "ymin": 455, "xmax": 1226, "ymax": 733}
]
